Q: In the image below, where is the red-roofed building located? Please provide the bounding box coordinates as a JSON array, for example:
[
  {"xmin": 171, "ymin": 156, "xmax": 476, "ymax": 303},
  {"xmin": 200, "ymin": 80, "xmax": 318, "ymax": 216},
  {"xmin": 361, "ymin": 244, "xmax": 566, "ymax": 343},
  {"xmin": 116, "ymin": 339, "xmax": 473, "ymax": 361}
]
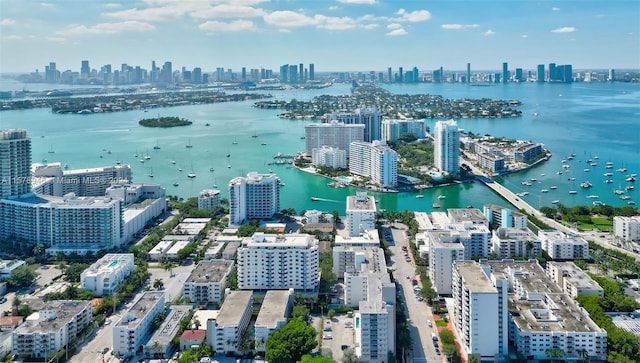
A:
[
  {"xmin": 180, "ymin": 329, "xmax": 206, "ymax": 350},
  {"xmin": 0, "ymin": 316, "xmax": 24, "ymax": 329}
]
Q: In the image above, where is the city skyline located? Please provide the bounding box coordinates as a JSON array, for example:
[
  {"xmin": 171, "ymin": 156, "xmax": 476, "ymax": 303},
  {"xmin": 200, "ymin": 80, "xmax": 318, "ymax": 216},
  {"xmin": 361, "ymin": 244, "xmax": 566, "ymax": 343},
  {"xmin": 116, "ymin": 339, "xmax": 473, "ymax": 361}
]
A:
[{"xmin": 1, "ymin": 0, "xmax": 638, "ymax": 73}]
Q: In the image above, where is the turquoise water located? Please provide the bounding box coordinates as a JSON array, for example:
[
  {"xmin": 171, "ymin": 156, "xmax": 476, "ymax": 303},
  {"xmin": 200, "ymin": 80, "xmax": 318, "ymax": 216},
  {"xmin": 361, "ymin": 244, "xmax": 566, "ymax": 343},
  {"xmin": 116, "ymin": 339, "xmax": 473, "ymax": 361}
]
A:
[
  {"xmin": 108, "ymin": 260, "xmax": 118, "ymax": 268},
  {"xmin": 0, "ymin": 82, "xmax": 638, "ymax": 212}
]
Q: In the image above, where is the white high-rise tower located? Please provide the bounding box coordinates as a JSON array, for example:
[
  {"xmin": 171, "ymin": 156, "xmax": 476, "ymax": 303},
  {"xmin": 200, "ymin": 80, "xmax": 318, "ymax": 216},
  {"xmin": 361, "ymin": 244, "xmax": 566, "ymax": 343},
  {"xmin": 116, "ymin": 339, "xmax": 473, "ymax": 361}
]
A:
[
  {"xmin": 0, "ymin": 129, "xmax": 32, "ymax": 199},
  {"xmin": 434, "ymin": 120, "xmax": 460, "ymax": 174}
]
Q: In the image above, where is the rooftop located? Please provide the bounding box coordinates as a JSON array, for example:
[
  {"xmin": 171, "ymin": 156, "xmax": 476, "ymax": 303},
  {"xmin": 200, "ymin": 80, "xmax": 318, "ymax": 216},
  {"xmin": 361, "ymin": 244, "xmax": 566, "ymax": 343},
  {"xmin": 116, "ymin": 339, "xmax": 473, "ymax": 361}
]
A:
[
  {"xmin": 243, "ymin": 233, "xmax": 318, "ymax": 249},
  {"xmin": 255, "ymin": 290, "xmax": 293, "ymax": 328},
  {"xmin": 216, "ymin": 291, "xmax": 253, "ymax": 327},
  {"xmin": 116, "ymin": 291, "xmax": 164, "ymax": 329},
  {"xmin": 346, "ymin": 192, "xmax": 376, "ymax": 212},
  {"xmin": 146, "ymin": 305, "xmax": 191, "ymax": 349},
  {"xmin": 14, "ymin": 300, "xmax": 90, "ymax": 334},
  {"xmin": 454, "ymin": 261, "xmax": 497, "ymax": 293},
  {"xmin": 187, "ymin": 260, "xmax": 234, "ymax": 284},
  {"xmin": 547, "ymin": 261, "xmax": 603, "ymax": 291},
  {"xmin": 448, "ymin": 208, "xmax": 488, "ymax": 224}
]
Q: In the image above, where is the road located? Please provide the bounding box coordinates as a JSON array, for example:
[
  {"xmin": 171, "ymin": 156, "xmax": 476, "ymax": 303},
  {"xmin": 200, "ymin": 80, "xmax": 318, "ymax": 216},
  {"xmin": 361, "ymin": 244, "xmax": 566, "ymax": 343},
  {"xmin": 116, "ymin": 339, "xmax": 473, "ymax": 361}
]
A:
[
  {"xmin": 70, "ymin": 314, "xmax": 121, "ymax": 363},
  {"xmin": 385, "ymin": 223, "xmax": 444, "ymax": 363}
]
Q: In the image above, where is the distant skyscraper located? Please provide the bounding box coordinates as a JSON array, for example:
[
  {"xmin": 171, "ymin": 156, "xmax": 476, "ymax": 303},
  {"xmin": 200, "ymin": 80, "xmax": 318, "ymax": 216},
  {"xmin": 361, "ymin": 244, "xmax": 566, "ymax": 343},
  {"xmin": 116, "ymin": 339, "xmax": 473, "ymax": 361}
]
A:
[
  {"xmin": 502, "ymin": 62, "xmax": 508, "ymax": 84},
  {"xmin": 548, "ymin": 63, "xmax": 557, "ymax": 82},
  {"xmin": 81, "ymin": 60, "xmax": 90, "ymax": 79},
  {"xmin": 193, "ymin": 67, "xmax": 202, "ymax": 84},
  {"xmin": 241, "ymin": 67, "xmax": 246, "ymax": 81},
  {"xmin": 398, "ymin": 67, "xmax": 403, "ymax": 82},
  {"xmin": 433, "ymin": 68, "xmax": 442, "ymax": 83},
  {"xmin": 162, "ymin": 61, "xmax": 172, "ymax": 83},
  {"xmin": 515, "ymin": 68, "xmax": 523, "ymax": 82},
  {"xmin": 466, "ymin": 63, "xmax": 471, "ymax": 84},
  {"xmin": 387, "ymin": 67, "xmax": 392, "ymax": 82},
  {"xmin": 537, "ymin": 64, "xmax": 545, "ymax": 83},
  {"xmin": 434, "ymin": 120, "xmax": 460, "ymax": 174},
  {"xmin": 412, "ymin": 67, "xmax": 419, "ymax": 83},
  {"xmin": 0, "ymin": 129, "xmax": 32, "ymax": 199},
  {"xmin": 309, "ymin": 63, "xmax": 315, "ymax": 80},
  {"xmin": 299, "ymin": 63, "xmax": 304, "ymax": 82},
  {"xmin": 609, "ymin": 69, "xmax": 615, "ymax": 82},
  {"xmin": 289, "ymin": 64, "xmax": 298, "ymax": 83}
]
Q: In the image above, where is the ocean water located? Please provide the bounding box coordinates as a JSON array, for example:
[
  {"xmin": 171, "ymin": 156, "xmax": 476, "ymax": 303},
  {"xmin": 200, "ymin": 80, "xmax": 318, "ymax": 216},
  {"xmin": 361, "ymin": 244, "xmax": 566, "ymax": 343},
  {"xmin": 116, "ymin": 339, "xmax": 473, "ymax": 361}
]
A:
[{"xmin": 0, "ymin": 81, "xmax": 638, "ymax": 213}]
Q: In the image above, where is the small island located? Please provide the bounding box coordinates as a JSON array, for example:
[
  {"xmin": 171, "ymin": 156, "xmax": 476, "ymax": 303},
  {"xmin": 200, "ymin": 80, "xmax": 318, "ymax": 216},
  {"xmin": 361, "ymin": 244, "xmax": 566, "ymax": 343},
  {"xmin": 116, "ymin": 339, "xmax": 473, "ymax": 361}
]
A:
[{"xmin": 139, "ymin": 116, "xmax": 192, "ymax": 128}]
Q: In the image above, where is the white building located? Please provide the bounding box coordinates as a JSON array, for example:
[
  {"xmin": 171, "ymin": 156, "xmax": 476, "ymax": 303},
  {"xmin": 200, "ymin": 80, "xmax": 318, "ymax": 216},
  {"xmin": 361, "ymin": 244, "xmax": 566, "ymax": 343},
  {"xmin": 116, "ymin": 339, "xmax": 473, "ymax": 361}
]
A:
[
  {"xmin": 183, "ymin": 260, "xmax": 235, "ymax": 306},
  {"xmin": 312, "ymin": 146, "xmax": 347, "ymax": 169},
  {"xmin": 326, "ymin": 108, "xmax": 382, "ymax": 143},
  {"xmin": 165, "ymin": 240, "xmax": 190, "ymax": 260},
  {"xmin": 343, "ymin": 248, "xmax": 395, "ymax": 308},
  {"xmin": 11, "ymin": 300, "xmax": 92, "ymax": 359},
  {"xmin": 228, "ymin": 172, "xmax": 280, "ymax": 226},
  {"xmin": 613, "ymin": 216, "xmax": 640, "ymax": 242},
  {"xmin": 427, "ymin": 231, "xmax": 465, "ymax": 295},
  {"xmin": 198, "ymin": 189, "xmax": 221, "ymax": 210},
  {"xmin": 0, "ymin": 260, "xmax": 26, "ymax": 278},
  {"xmin": 0, "ymin": 129, "xmax": 31, "ymax": 199},
  {"xmin": 304, "ymin": 121, "xmax": 365, "ymax": 156},
  {"xmin": 334, "ymin": 229, "xmax": 380, "ymax": 247},
  {"xmin": 355, "ymin": 300, "xmax": 395, "ymax": 363},
  {"xmin": 237, "ymin": 233, "xmax": 319, "ymax": 291},
  {"xmin": 148, "ymin": 240, "xmax": 175, "ymax": 261},
  {"xmin": 304, "ymin": 209, "xmax": 333, "ymax": 224},
  {"xmin": 143, "ymin": 305, "xmax": 191, "ymax": 358},
  {"xmin": 32, "ymin": 163, "xmax": 131, "ymax": 197},
  {"xmin": 346, "ymin": 192, "xmax": 376, "ymax": 237},
  {"xmin": 207, "ymin": 290, "xmax": 253, "ymax": 355},
  {"xmin": 483, "ymin": 204, "xmax": 528, "ymax": 229},
  {"xmin": 381, "ymin": 118, "xmax": 426, "ymax": 143},
  {"xmin": 546, "ymin": 261, "xmax": 603, "ymax": 298},
  {"xmin": 433, "ymin": 120, "xmax": 460, "ymax": 174},
  {"xmin": 254, "ymin": 289, "xmax": 294, "ymax": 353},
  {"xmin": 452, "ymin": 261, "xmax": 508, "ymax": 361},
  {"xmin": 80, "ymin": 254, "xmax": 135, "ymax": 296},
  {"xmin": 348, "ymin": 140, "xmax": 398, "ymax": 188},
  {"xmin": 113, "ymin": 292, "xmax": 165, "ymax": 358},
  {"xmin": 448, "ymin": 208, "xmax": 489, "ymax": 227},
  {"xmin": 492, "ymin": 228, "xmax": 542, "ymax": 259},
  {"xmin": 538, "ymin": 230, "xmax": 589, "ymax": 260}
]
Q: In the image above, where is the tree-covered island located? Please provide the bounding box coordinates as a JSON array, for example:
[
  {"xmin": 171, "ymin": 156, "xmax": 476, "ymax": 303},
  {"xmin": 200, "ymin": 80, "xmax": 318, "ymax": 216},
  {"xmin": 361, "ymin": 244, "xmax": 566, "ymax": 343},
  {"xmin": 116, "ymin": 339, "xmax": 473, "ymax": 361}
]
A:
[{"xmin": 138, "ymin": 116, "xmax": 193, "ymax": 127}]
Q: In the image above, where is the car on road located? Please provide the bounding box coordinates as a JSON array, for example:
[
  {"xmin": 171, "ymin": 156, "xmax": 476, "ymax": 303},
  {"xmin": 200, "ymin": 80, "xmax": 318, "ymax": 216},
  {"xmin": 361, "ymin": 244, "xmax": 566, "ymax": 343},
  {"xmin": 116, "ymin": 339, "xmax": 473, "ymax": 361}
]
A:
[
  {"xmin": 322, "ymin": 334, "xmax": 332, "ymax": 340},
  {"xmin": 0, "ymin": 297, "xmax": 6, "ymax": 304},
  {"xmin": 105, "ymin": 319, "xmax": 111, "ymax": 325}
]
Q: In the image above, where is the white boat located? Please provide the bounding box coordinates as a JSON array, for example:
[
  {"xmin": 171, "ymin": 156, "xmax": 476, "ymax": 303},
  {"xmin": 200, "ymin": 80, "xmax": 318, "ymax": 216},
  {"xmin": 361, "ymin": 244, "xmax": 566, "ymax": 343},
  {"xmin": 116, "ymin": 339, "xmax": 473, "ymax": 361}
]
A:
[
  {"xmin": 516, "ymin": 192, "xmax": 529, "ymax": 197},
  {"xmin": 583, "ymin": 168, "xmax": 590, "ymax": 172},
  {"xmin": 541, "ymin": 189, "xmax": 549, "ymax": 193},
  {"xmin": 604, "ymin": 173, "xmax": 613, "ymax": 177},
  {"xmin": 593, "ymin": 201, "xmax": 605, "ymax": 206},
  {"xmin": 626, "ymin": 186, "xmax": 635, "ymax": 190},
  {"xmin": 186, "ymin": 138, "xmax": 193, "ymax": 148},
  {"xmin": 580, "ymin": 181, "xmax": 592, "ymax": 188},
  {"xmin": 618, "ymin": 167, "xmax": 627, "ymax": 172},
  {"xmin": 188, "ymin": 173, "xmax": 196, "ymax": 178},
  {"xmin": 620, "ymin": 195, "xmax": 631, "ymax": 200},
  {"xmin": 173, "ymin": 182, "xmax": 179, "ymax": 187},
  {"xmin": 586, "ymin": 195, "xmax": 599, "ymax": 199},
  {"xmin": 626, "ymin": 176, "xmax": 636, "ymax": 182},
  {"xmin": 605, "ymin": 179, "xmax": 613, "ymax": 183},
  {"xmin": 550, "ymin": 186, "xmax": 557, "ymax": 189},
  {"xmin": 552, "ymin": 200, "xmax": 560, "ymax": 204},
  {"xmin": 416, "ymin": 195, "xmax": 424, "ymax": 199},
  {"xmin": 569, "ymin": 190, "xmax": 577, "ymax": 194},
  {"xmin": 432, "ymin": 203, "xmax": 441, "ymax": 209},
  {"xmin": 438, "ymin": 195, "xmax": 446, "ymax": 199}
]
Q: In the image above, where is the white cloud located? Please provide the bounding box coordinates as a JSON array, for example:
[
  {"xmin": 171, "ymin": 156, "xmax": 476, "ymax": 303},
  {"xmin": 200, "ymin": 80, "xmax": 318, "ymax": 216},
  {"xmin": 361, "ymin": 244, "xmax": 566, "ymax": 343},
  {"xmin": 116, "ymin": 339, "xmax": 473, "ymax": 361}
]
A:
[
  {"xmin": 46, "ymin": 36, "xmax": 66, "ymax": 43},
  {"xmin": 551, "ymin": 7, "xmax": 560, "ymax": 11},
  {"xmin": 40, "ymin": 2, "xmax": 55, "ymax": 8},
  {"xmin": 360, "ymin": 23, "xmax": 378, "ymax": 30},
  {"xmin": 337, "ymin": 0, "xmax": 376, "ymax": 4},
  {"xmin": 484, "ymin": 29, "xmax": 496, "ymax": 36},
  {"xmin": 328, "ymin": 6, "xmax": 339, "ymax": 11},
  {"xmin": 2, "ymin": 34, "xmax": 22, "ymax": 40},
  {"xmin": 263, "ymin": 10, "xmax": 317, "ymax": 27},
  {"xmin": 386, "ymin": 28, "xmax": 407, "ymax": 36},
  {"xmin": 103, "ymin": 3, "xmax": 121, "ymax": 8},
  {"xmin": 198, "ymin": 19, "xmax": 256, "ymax": 32},
  {"xmin": 191, "ymin": 4, "xmax": 266, "ymax": 19},
  {"xmin": 315, "ymin": 15, "xmax": 357, "ymax": 30},
  {"xmin": 396, "ymin": 9, "xmax": 431, "ymax": 22},
  {"xmin": 387, "ymin": 23, "xmax": 402, "ymax": 29},
  {"xmin": 521, "ymin": 34, "xmax": 528, "ymax": 38},
  {"xmin": 551, "ymin": 26, "xmax": 576, "ymax": 33},
  {"xmin": 441, "ymin": 23, "xmax": 479, "ymax": 30},
  {"xmin": 1, "ymin": 18, "xmax": 16, "ymax": 26},
  {"xmin": 56, "ymin": 21, "xmax": 155, "ymax": 35}
]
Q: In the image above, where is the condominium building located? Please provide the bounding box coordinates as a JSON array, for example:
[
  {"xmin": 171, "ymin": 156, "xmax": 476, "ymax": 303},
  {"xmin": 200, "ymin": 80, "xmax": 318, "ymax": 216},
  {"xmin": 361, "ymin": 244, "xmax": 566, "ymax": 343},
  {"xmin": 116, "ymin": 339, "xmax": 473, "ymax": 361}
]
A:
[
  {"xmin": 11, "ymin": 300, "xmax": 92, "ymax": 359},
  {"xmin": 486, "ymin": 260, "xmax": 607, "ymax": 361},
  {"xmin": 80, "ymin": 254, "xmax": 135, "ymax": 297},
  {"xmin": 326, "ymin": 108, "xmax": 382, "ymax": 142},
  {"xmin": 349, "ymin": 140, "xmax": 398, "ymax": 188},
  {"xmin": 228, "ymin": 172, "xmax": 280, "ymax": 226},
  {"xmin": 198, "ymin": 189, "xmax": 221, "ymax": 210},
  {"xmin": 538, "ymin": 230, "xmax": 589, "ymax": 260},
  {"xmin": 433, "ymin": 120, "xmax": 460, "ymax": 174},
  {"xmin": 237, "ymin": 233, "xmax": 319, "ymax": 291},
  {"xmin": 513, "ymin": 143, "xmax": 544, "ymax": 163},
  {"xmin": 355, "ymin": 300, "xmax": 395, "ymax": 363},
  {"xmin": 346, "ymin": 192, "xmax": 377, "ymax": 237},
  {"xmin": 143, "ymin": 305, "xmax": 191, "ymax": 358},
  {"xmin": 113, "ymin": 292, "xmax": 165, "ymax": 358},
  {"xmin": 484, "ymin": 205, "xmax": 528, "ymax": 229},
  {"xmin": 451, "ymin": 261, "xmax": 508, "ymax": 361},
  {"xmin": 0, "ymin": 129, "xmax": 31, "ymax": 199},
  {"xmin": 254, "ymin": 289, "xmax": 294, "ymax": 353},
  {"xmin": 448, "ymin": 208, "xmax": 489, "ymax": 227},
  {"xmin": 427, "ymin": 230, "xmax": 465, "ymax": 295},
  {"xmin": 183, "ymin": 260, "xmax": 235, "ymax": 306},
  {"xmin": 477, "ymin": 152, "xmax": 506, "ymax": 173},
  {"xmin": 207, "ymin": 291, "xmax": 253, "ymax": 355},
  {"xmin": 613, "ymin": 216, "xmax": 640, "ymax": 242},
  {"xmin": 546, "ymin": 261, "xmax": 603, "ymax": 298},
  {"xmin": 492, "ymin": 228, "xmax": 542, "ymax": 259},
  {"xmin": 381, "ymin": 119, "xmax": 426, "ymax": 143},
  {"xmin": 447, "ymin": 222, "xmax": 491, "ymax": 260},
  {"xmin": 334, "ymin": 229, "xmax": 380, "ymax": 247},
  {"xmin": 305, "ymin": 121, "xmax": 364, "ymax": 156},
  {"xmin": 312, "ymin": 146, "xmax": 347, "ymax": 169},
  {"xmin": 32, "ymin": 163, "xmax": 132, "ymax": 197},
  {"xmin": 343, "ymin": 247, "xmax": 395, "ymax": 307}
]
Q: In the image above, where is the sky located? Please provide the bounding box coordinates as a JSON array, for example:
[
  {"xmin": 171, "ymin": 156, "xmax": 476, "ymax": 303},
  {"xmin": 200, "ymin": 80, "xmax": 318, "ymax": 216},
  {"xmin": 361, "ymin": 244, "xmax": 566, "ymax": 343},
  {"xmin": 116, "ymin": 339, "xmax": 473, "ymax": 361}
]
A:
[{"xmin": 0, "ymin": 0, "xmax": 639, "ymax": 74}]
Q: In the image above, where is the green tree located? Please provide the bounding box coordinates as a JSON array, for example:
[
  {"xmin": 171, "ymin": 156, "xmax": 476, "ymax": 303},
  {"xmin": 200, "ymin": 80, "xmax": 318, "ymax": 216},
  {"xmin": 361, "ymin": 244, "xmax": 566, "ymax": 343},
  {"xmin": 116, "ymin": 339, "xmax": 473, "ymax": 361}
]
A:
[
  {"xmin": 177, "ymin": 349, "xmax": 198, "ymax": 363},
  {"xmin": 299, "ymin": 354, "xmax": 333, "ymax": 363},
  {"xmin": 153, "ymin": 278, "xmax": 164, "ymax": 290},
  {"xmin": 342, "ymin": 348, "xmax": 357, "ymax": 363},
  {"xmin": 265, "ymin": 318, "xmax": 317, "ymax": 363},
  {"xmin": 8, "ymin": 265, "xmax": 37, "ymax": 287},
  {"xmin": 64, "ymin": 263, "xmax": 90, "ymax": 283},
  {"xmin": 292, "ymin": 304, "xmax": 310, "ymax": 322}
]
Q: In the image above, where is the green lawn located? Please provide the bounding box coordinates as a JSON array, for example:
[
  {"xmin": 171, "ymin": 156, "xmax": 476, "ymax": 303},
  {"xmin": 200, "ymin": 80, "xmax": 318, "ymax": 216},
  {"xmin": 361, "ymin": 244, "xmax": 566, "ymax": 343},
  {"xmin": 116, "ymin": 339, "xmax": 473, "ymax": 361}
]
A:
[{"xmin": 435, "ymin": 320, "xmax": 448, "ymax": 327}]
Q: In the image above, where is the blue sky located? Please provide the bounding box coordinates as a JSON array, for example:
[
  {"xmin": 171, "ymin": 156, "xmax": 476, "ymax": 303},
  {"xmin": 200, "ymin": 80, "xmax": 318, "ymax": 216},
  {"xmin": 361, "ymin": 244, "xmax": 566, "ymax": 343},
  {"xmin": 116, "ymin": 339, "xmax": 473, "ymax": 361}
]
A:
[{"xmin": 0, "ymin": 0, "xmax": 638, "ymax": 73}]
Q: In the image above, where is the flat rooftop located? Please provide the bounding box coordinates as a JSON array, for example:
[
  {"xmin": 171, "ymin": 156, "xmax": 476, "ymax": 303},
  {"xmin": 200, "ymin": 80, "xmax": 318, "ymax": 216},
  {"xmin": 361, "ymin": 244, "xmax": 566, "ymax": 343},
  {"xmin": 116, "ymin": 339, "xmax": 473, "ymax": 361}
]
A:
[
  {"xmin": 14, "ymin": 300, "xmax": 91, "ymax": 334},
  {"xmin": 217, "ymin": 291, "xmax": 253, "ymax": 327},
  {"xmin": 145, "ymin": 305, "xmax": 191, "ymax": 348},
  {"xmin": 255, "ymin": 290, "xmax": 292, "ymax": 328},
  {"xmin": 187, "ymin": 260, "xmax": 234, "ymax": 284},
  {"xmin": 547, "ymin": 262, "xmax": 602, "ymax": 291},
  {"xmin": 243, "ymin": 233, "xmax": 317, "ymax": 248},
  {"xmin": 346, "ymin": 194, "xmax": 376, "ymax": 212},
  {"xmin": 487, "ymin": 260, "xmax": 603, "ymax": 334},
  {"xmin": 453, "ymin": 261, "xmax": 496, "ymax": 293},
  {"xmin": 117, "ymin": 291, "xmax": 164, "ymax": 329},
  {"xmin": 448, "ymin": 208, "xmax": 488, "ymax": 224}
]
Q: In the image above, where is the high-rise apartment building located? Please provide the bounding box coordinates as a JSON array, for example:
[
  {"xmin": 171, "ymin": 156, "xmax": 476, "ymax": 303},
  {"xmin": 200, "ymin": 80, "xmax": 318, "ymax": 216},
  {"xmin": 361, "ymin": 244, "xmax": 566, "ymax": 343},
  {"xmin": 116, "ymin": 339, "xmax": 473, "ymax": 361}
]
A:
[
  {"xmin": 483, "ymin": 204, "xmax": 528, "ymax": 229},
  {"xmin": 466, "ymin": 63, "xmax": 471, "ymax": 83},
  {"xmin": 346, "ymin": 192, "xmax": 377, "ymax": 237},
  {"xmin": 309, "ymin": 63, "xmax": 315, "ymax": 80},
  {"xmin": 613, "ymin": 216, "xmax": 640, "ymax": 242},
  {"xmin": 0, "ymin": 129, "xmax": 31, "ymax": 199},
  {"xmin": 81, "ymin": 60, "xmax": 90, "ymax": 79},
  {"xmin": 502, "ymin": 62, "xmax": 509, "ymax": 83},
  {"xmin": 312, "ymin": 146, "xmax": 347, "ymax": 169},
  {"xmin": 349, "ymin": 141, "xmax": 398, "ymax": 189},
  {"xmin": 537, "ymin": 64, "xmax": 545, "ymax": 82},
  {"xmin": 326, "ymin": 108, "xmax": 382, "ymax": 142},
  {"xmin": 228, "ymin": 172, "xmax": 280, "ymax": 225},
  {"xmin": 428, "ymin": 230, "xmax": 465, "ymax": 295},
  {"xmin": 491, "ymin": 227, "xmax": 542, "ymax": 259},
  {"xmin": 237, "ymin": 233, "xmax": 319, "ymax": 291},
  {"xmin": 305, "ymin": 121, "xmax": 364, "ymax": 155},
  {"xmin": 381, "ymin": 119, "xmax": 426, "ymax": 142},
  {"xmin": 434, "ymin": 120, "xmax": 460, "ymax": 174}
]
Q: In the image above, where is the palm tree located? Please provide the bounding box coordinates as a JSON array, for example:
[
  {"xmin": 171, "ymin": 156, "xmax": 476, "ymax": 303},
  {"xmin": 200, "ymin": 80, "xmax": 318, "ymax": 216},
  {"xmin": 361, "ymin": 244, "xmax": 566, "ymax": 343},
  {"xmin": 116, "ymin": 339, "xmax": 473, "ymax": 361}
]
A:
[
  {"xmin": 11, "ymin": 296, "xmax": 21, "ymax": 315},
  {"xmin": 153, "ymin": 279, "xmax": 164, "ymax": 290},
  {"xmin": 193, "ymin": 319, "xmax": 201, "ymax": 330}
]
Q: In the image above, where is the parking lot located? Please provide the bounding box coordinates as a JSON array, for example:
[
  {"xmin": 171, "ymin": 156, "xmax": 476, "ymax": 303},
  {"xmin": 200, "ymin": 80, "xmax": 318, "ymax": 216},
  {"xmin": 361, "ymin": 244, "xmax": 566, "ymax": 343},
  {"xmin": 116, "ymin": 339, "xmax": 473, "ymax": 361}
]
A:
[{"xmin": 313, "ymin": 313, "xmax": 355, "ymax": 362}]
